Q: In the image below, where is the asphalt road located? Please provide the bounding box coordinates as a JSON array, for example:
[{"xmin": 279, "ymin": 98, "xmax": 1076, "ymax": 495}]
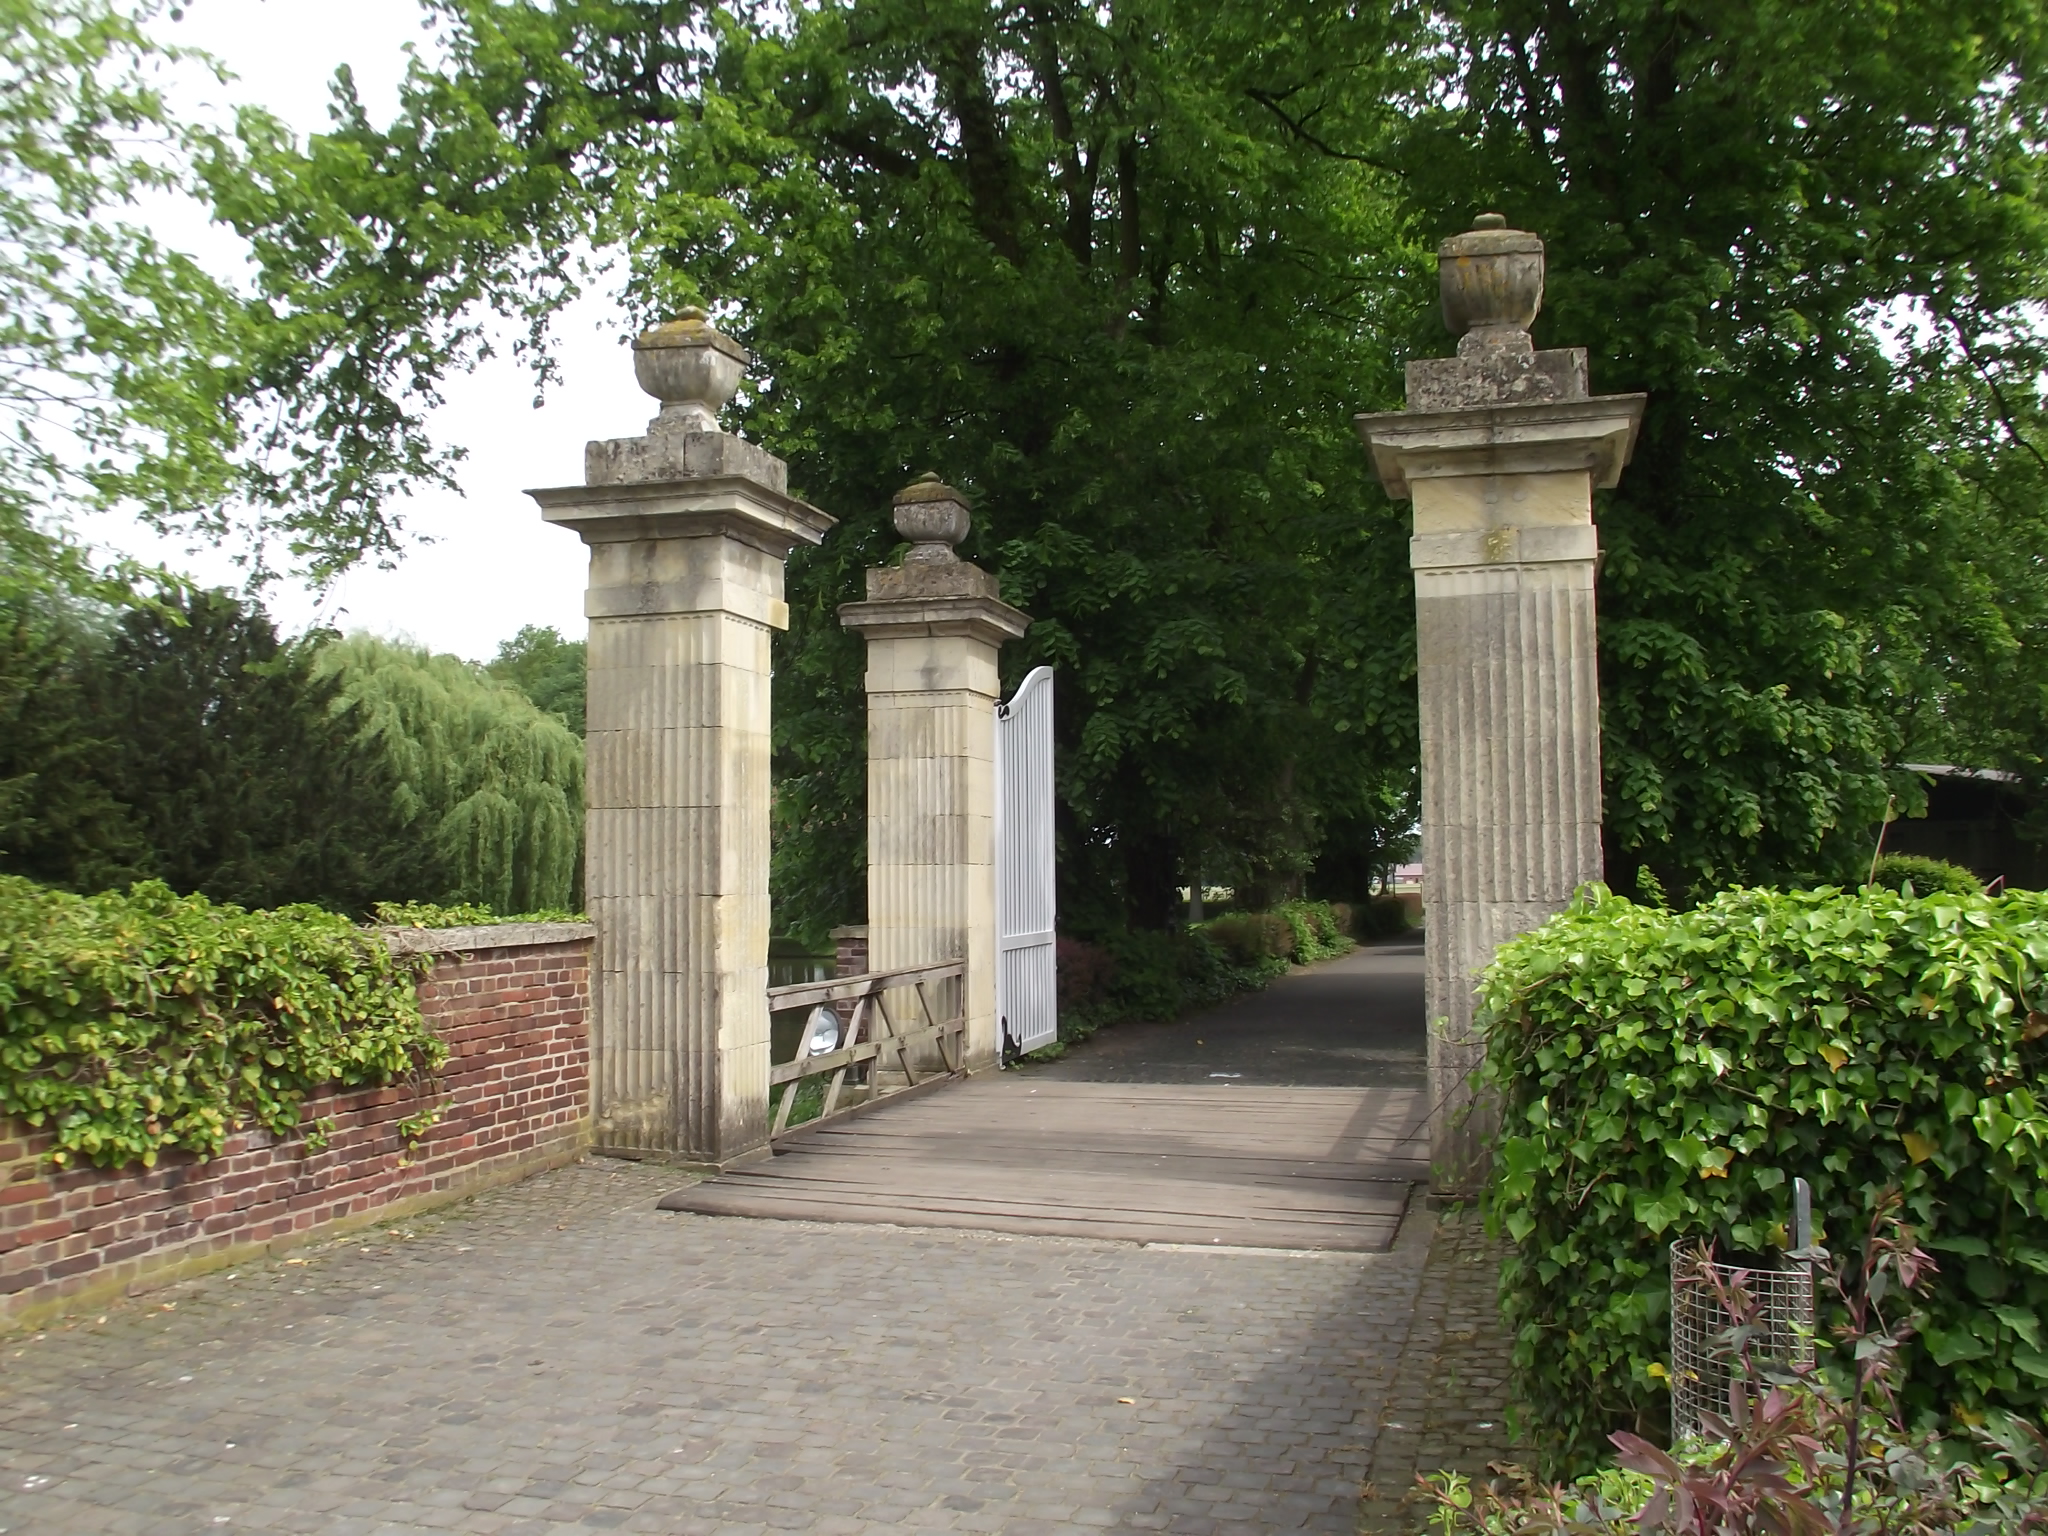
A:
[{"xmin": 1031, "ymin": 938, "xmax": 1426, "ymax": 1088}]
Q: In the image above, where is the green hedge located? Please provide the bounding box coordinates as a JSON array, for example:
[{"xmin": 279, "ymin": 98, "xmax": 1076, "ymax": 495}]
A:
[
  {"xmin": 0, "ymin": 876, "xmax": 447, "ymax": 1169},
  {"xmin": 1203, "ymin": 912, "xmax": 1294, "ymax": 966},
  {"xmin": 1278, "ymin": 899, "xmax": 1352, "ymax": 962},
  {"xmin": 370, "ymin": 900, "xmax": 584, "ymax": 928},
  {"xmin": 1868, "ymin": 853, "xmax": 1983, "ymax": 897},
  {"xmin": 1061, "ymin": 926, "xmax": 1283, "ymax": 1034},
  {"xmin": 1479, "ymin": 883, "xmax": 2048, "ymax": 1473},
  {"xmin": 1201, "ymin": 899, "xmax": 1354, "ymax": 968},
  {"xmin": 1344, "ymin": 894, "xmax": 1414, "ymax": 938}
]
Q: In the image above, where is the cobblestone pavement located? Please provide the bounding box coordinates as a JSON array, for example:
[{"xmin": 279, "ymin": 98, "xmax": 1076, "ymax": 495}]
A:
[
  {"xmin": 1358, "ymin": 1213, "xmax": 1520, "ymax": 1535},
  {"xmin": 0, "ymin": 1158, "xmax": 1520, "ymax": 1536}
]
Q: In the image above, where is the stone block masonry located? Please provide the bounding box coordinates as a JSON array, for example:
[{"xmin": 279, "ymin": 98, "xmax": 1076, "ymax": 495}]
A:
[
  {"xmin": 840, "ymin": 476, "xmax": 1029, "ymax": 1075},
  {"xmin": 0, "ymin": 924, "xmax": 593, "ymax": 1330},
  {"xmin": 530, "ymin": 309, "xmax": 832, "ymax": 1163},
  {"xmin": 1356, "ymin": 214, "xmax": 1642, "ymax": 1196}
]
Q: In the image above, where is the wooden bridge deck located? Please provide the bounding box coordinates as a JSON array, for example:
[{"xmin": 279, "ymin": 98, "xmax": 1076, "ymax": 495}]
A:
[{"xmin": 657, "ymin": 1077, "xmax": 1430, "ymax": 1252}]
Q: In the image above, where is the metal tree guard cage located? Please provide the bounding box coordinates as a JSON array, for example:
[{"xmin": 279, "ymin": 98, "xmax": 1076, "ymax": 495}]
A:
[{"xmin": 1668, "ymin": 1179, "xmax": 1819, "ymax": 1443}]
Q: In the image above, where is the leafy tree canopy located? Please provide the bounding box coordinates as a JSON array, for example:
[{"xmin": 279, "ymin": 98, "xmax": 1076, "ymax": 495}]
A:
[
  {"xmin": 0, "ymin": 0, "xmax": 496, "ymax": 600},
  {"xmin": 0, "ymin": 589, "xmax": 585, "ymax": 915},
  {"xmin": 0, "ymin": 587, "xmax": 400, "ymax": 906},
  {"xmin": 190, "ymin": 0, "xmax": 2048, "ymax": 920},
  {"xmin": 206, "ymin": 0, "xmax": 1431, "ymax": 938},
  {"xmin": 1391, "ymin": 0, "xmax": 2048, "ymax": 893},
  {"xmin": 487, "ymin": 624, "xmax": 587, "ymax": 736},
  {"xmin": 316, "ymin": 633, "xmax": 585, "ymax": 915}
]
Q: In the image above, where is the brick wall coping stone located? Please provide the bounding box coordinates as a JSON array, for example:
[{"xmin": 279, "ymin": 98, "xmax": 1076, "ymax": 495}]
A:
[{"xmin": 378, "ymin": 921, "xmax": 596, "ymax": 956}]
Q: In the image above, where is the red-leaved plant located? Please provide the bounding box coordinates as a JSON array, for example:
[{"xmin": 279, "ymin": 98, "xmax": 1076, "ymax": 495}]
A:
[{"xmin": 1421, "ymin": 1192, "xmax": 2048, "ymax": 1536}]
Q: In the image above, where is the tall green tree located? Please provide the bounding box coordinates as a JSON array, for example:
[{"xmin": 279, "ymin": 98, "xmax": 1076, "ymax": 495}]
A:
[
  {"xmin": 487, "ymin": 624, "xmax": 587, "ymax": 736},
  {"xmin": 0, "ymin": 595, "xmax": 142, "ymax": 889},
  {"xmin": 1381, "ymin": 0, "xmax": 2048, "ymax": 889},
  {"xmin": 196, "ymin": 0, "xmax": 2048, "ymax": 921},
  {"xmin": 0, "ymin": 590, "xmax": 587, "ymax": 914},
  {"xmin": 89, "ymin": 592, "xmax": 414, "ymax": 909},
  {"xmin": 316, "ymin": 634, "xmax": 585, "ymax": 914},
  {"xmin": 0, "ymin": 0, "xmax": 496, "ymax": 600},
  {"xmin": 204, "ymin": 0, "xmax": 1430, "ymax": 940},
  {"xmin": 0, "ymin": 587, "xmax": 415, "ymax": 908}
]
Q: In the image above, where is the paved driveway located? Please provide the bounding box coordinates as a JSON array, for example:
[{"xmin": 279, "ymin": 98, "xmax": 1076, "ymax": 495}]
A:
[
  {"xmin": 1033, "ymin": 941, "xmax": 1425, "ymax": 1088},
  {"xmin": 1, "ymin": 1158, "xmax": 1447, "ymax": 1535},
  {"xmin": 1, "ymin": 945, "xmax": 1515, "ymax": 1536}
]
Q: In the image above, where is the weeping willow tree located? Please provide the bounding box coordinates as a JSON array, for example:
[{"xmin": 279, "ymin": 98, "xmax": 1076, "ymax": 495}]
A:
[{"xmin": 313, "ymin": 635, "xmax": 583, "ymax": 915}]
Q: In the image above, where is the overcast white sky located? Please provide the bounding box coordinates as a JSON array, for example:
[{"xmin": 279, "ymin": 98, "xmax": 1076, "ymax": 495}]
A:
[{"xmin": 106, "ymin": 0, "xmax": 650, "ymax": 661}]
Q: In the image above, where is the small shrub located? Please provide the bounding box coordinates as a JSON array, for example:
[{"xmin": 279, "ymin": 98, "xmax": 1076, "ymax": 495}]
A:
[
  {"xmin": 1100, "ymin": 926, "xmax": 1240, "ymax": 1015},
  {"xmin": 1869, "ymin": 852, "xmax": 1982, "ymax": 897},
  {"xmin": 1055, "ymin": 936, "xmax": 1117, "ymax": 1009},
  {"xmin": 0, "ymin": 876, "xmax": 446, "ymax": 1169},
  {"xmin": 1204, "ymin": 912, "xmax": 1295, "ymax": 966},
  {"xmin": 1423, "ymin": 1201, "xmax": 2048, "ymax": 1536},
  {"xmin": 1275, "ymin": 899, "xmax": 1353, "ymax": 963},
  {"xmin": 1479, "ymin": 882, "xmax": 2048, "ymax": 1474},
  {"xmin": 1357, "ymin": 893, "xmax": 1413, "ymax": 937},
  {"xmin": 1038, "ymin": 925, "xmax": 1289, "ymax": 1054},
  {"xmin": 1329, "ymin": 894, "xmax": 1412, "ymax": 939}
]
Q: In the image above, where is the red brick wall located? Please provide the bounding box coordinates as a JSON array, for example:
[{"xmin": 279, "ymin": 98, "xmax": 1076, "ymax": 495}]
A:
[
  {"xmin": 0, "ymin": 931, "xmax": 592, "ymax": 1328},
  {"xmin": 831, "ymin": 924, "xmax": 869, "ymax": 1025}
]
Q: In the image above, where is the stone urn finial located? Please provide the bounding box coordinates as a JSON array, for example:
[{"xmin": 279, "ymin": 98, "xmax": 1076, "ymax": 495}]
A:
[
  {"xmin": 892, "ymin": 473, "xmax": 970, "ymax": 564},
  {"xmin": 632, "ymin": 306, "xmax": 751, "ymax": 432},
  {"xmin": 1439, "ymin": 214, "xmax": 1545, "ymax": 337}
]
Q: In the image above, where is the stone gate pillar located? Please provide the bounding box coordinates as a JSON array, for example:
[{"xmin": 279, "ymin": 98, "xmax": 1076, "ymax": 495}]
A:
[
  {"xmin": 1355, "ymin": 216, "xmax": 1644, "ymax": 1196},
  {"xmin": 529, "ymin": 310, "xmax": 834, "ymax": 1163},
  {"xmin": 839, "ymin": 476, "xmax": 1029, "ymax": 1074}
]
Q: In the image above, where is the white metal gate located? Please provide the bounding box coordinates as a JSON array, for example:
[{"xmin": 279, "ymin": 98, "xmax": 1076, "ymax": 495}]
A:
[{"xmin": 994, "ymin": 666, "xmax": 1056, "ymax": 1057}]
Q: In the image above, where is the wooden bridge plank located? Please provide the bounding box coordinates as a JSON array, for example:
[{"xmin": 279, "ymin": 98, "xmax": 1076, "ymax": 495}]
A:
[
  {"xmin": 658, "ymin": 1077, "xmax": 1427, "ymax": 1252},
  {"xmin": 699, "ymin": 1159, "xmax": 1414, "ymax": 1212},
  {"xmin": 669, "ymin": 1180, "xmax": 1408, "ymax": 1247}
]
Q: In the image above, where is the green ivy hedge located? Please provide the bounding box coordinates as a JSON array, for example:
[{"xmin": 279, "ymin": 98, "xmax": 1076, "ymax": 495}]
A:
[
  {"xmin": 0, "ymin": 876, "xmax": 447, "ymax": 1169},
  {"xmin": 1479, "ymin": 883, "xmax": 2048, "ymax": 1474}
]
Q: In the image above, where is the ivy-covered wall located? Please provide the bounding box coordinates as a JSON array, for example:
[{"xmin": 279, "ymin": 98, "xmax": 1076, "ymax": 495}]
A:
[{"xmin": 0, "ymin": 929, "xmax": 592, "ymax": 1329}]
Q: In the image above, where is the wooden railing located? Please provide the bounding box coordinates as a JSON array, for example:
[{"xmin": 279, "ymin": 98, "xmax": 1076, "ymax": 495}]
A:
[{"xmin": 765, "ymin": 959, "xmax": 966, "ymax": 1140}]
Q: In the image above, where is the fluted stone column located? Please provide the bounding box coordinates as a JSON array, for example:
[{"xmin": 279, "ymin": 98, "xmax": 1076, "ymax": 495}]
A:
[
  {"xmin": 840, "ymin": 477, "xmax": 1028, "ymax": 1076},
  {"xmin": 529, "ymin": 310, "xmax": 833, "ymax": 1164},
  {"xmin": 1356, "ymin": 217, "xmax": 1644, "ymax": 1196}
]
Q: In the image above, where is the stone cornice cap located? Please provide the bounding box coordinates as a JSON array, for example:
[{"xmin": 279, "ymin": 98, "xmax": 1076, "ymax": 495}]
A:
[
  {"xmin": 838, "ymin": 473, "xmax": 1029, "ymax": 642},
  {"xmin": 528, "ymin": 474, "xmax": 835, "ymax": 556},
  {"xmin": 837, "ymin": 590, "xmax": 1031, "ymax": 646},
  {"xmin": 380, "ymin": 921, "xmax": 595, "ymax": 956},
  {"xmin": 1354, "ymin": 394, "xmax": 1647, "ymax": 500}
]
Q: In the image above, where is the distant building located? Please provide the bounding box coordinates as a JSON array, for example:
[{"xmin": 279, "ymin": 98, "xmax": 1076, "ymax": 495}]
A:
[{"xmin": 1886, "ymin": 765, "xmax": 2048, "ymax": 889}]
